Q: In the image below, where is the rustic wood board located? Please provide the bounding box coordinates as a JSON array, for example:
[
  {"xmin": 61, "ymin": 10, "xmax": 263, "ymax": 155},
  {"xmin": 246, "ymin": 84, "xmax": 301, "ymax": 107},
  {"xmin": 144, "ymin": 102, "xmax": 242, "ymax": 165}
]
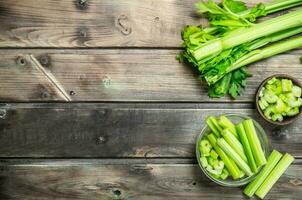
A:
[
  {"xmin": 0, "ymin": 160, "xmax": 301, "ymax": 200},
  {"xmin": 0, "ymin": 50, "xmax": 301, "ymax": 102},
  {"xmin": 0, "ymin": 103, "xmax": 301, "ymax": 158},
  {"xmin": 0, "ymin": 0, "xmax": 272, "ymax": 48}
]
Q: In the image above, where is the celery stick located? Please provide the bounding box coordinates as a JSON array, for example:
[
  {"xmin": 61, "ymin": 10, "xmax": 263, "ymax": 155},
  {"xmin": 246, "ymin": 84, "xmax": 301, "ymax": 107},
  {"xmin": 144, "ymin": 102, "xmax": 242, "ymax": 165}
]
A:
[
  {"xmin": 221, "ymin": 129, "xmax": 248, "ymax": 163},
  {"xmin": 236, "ymin": 123, "xmax": 258, "ymax": 173},
  {"xmin": 206, "ymin": 116, "xmax": 222, "ymax": 137},
  {"xmin": 243, "ymin": 150, "xmax": 282, "ymax": 197},
  {"xmin": 255, "ymin": 153, "xmax": 294, "ymax": 199},
  {"xmin": 207, "ymin": 134, "xmax": 241, "ymax": 179},
  {"xmin": 243, "ymin": 119, "xmax": 267, "ymax": 167},
  {"xmin": 218, "ymin": 115, "xmax": 239, "ymax": 138},
  {"xmin": 217, "ymin": 138, "xmax": 253, "ymax": 176}
]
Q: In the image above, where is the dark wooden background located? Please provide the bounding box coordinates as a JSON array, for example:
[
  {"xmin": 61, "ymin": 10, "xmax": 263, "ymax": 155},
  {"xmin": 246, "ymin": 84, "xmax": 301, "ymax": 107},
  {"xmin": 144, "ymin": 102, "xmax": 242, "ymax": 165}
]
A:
[{"xmin": 0, "ymin": 0, "xmax": 301, "ymax": 199}]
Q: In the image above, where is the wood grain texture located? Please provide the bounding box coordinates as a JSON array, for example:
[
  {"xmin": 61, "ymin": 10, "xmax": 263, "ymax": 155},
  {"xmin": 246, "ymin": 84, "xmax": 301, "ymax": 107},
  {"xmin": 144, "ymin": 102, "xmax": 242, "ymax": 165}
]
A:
[
  {"xmin": 0, "ymin": 50, "xmax": 301, "ymax": 102},
  {"xmin": 0, "ymin": 103, "xmax": 301, "ymax": 158},
  {"xmin": 0, "ymin": 0, "xmax": 271, "ymax": 48},
  {"xmin": 0, "ymin": 160, "xmax": 301, "ymax": 200}
]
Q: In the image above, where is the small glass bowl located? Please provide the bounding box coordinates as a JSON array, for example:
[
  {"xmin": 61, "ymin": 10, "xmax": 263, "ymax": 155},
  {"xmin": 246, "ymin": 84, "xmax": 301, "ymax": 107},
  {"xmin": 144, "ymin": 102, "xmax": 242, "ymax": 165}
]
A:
[{"xmin": 196, "ymin": 114, "xmax": 270, "ymax": 187}]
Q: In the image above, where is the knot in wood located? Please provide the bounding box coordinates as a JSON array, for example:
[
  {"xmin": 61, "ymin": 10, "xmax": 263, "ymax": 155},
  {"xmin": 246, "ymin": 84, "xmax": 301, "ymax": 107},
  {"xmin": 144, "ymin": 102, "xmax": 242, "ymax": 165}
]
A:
[
  {"xmin": 0, "ymin": 109, "xmax": 6, "ymax": 119},
  {"xmin": 16, "ymin": 56, "xmax": 27, "ymax": 66},
  {"xmin": 97, "ymin": 136, "xmax": 107, "ymax": 144},
  {"xmin": 116, "ymin": 15, "xmax": 132, "ymax": 35},
  {"xmin": 102, "ymin": 76, "xmax": 111, "ymax": 88},
  {"xmin": 69, "ymin": 90, "xmax": 76, "ymax": 96},
  {"xmin": 272, "ymin": 127, "xmax": 289, "ymax": 140},
  {"xmin": 75, "ymin": 0, "xmax": 88, "ymax": 10},
  {"xmin": 39, "ymin": 55, "xmax": 50, "ymax": 67}
]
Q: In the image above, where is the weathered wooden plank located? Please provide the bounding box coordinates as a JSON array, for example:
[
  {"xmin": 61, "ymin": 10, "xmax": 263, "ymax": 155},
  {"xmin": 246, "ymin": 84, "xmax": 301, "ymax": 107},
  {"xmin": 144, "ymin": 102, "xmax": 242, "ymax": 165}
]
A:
[
  {"xmin": 0, "ymin": 0, "xmax": 272, "ymax": 48},
  {"xmin": 0, "ymin": 50, "xmax": 301, "ymax": 102},
  {"xmin": 0, "ymin": 160, "xmax": 301, "ymax": 200},
  {"xmin": 0, "ymin": 103, "xmax": 301, "ymax": 157}
]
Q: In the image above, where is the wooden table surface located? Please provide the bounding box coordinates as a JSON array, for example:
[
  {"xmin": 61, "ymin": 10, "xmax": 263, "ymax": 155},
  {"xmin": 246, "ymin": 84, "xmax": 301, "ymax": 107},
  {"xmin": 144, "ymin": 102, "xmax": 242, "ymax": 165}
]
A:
[{"xmin": 0, "ymin": 0, "xmax": 301, "ymax": 199}]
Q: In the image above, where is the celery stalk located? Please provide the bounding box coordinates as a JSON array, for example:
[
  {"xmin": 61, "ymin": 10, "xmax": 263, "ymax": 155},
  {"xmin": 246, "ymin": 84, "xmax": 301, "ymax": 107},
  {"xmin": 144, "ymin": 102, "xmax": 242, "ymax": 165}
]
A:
[
  {"xmin": 207, "ymin": 134, "xmax": 241, "ymax": 179},
  {"xmin": 217, "ymin": 138, "xmax": 253, "ymax": 176},
  {"xmin": 236, "ymin": 123, "xmax": 258, "ymax": 173},
  {"xmin": 206, "ymin": 116, "xmax": 222, "ymax": 137},
  {"xmin": 218, "ymin": 115, "xmax": 238, "ymax": 138},
  {"xmin": 243, "ymin": 150, "xmax": 282, "ymax": 197},
  {"xmin": 192, "ymin": 9, "xmax": 302, "ymax": 61},
  {"xmin": 243, "ymin": 119, "xmax": 267, "ymax": 167},
  {"xmin": 221, "ymin": 129, "xmax": 248, "ymax": 163},
  {"xmin": 255, "ymin": 153, "xmax": 294, "ymax": 199}
]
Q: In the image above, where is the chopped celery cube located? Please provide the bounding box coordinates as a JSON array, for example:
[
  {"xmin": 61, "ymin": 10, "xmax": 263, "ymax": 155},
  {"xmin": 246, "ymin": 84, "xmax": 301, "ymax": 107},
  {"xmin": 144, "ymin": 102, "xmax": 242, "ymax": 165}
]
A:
[
  {"xmin": 287, "ymin": 97, "xmax": 302, "ymax": 108},
  {"xmin": 267, "ymin": 77, "xmax": 277, "ymax": 85},
  {"xmin": 210, "ymin": 149, "xmax": 219, "ymax": 159},
  {"xmin": 264, "ymin": 106, "xmax": 274, "ymax": 119},
  {"xmin": 271, "ymin": 114, "xmax": 283, "ymax": 122},
  {"xmin": 200, "ymin": 139, "xmax": 212, "ymax": 156},
  {"xmin": 259, "ymin": 87, "xmax": 265, "ymax": 97},
  {"xmin": 209, "ymin": 173, "xmax": 220, "ymax": 179},
  {"xmin": 259, "ymin": 98, "xmax": 269, "ymax": 110},
  {"xmin": 278, "ymin": 94, "xmax": 287, "ymax": 102},
  {"xmin": 274, "ymin": 99, "xmax": 287, "ymax": 113},
  {"xmin": 292, "ymin": 85, "xmax": 302, "ymax": 97},
  {"xmin": 206, "ymin": 165, "xmax": 222, "ymax": 175},
  {"xmin": 286, "ymin": 107, "xmax": 300, "ymax": 116},
  {"xmin": 200, "ymin": 156, "xmax": 208, "ymax": 168},
  {"xmin": 281, "ymin": 79, "xmax": 293, "ymax": 92},
  {"xmin": 220, "ymin": 168, "xmax": 229, "ymax": 180},
  {"xmin": 213, "ymin": 161, "xmax": 224, "ymax": 171},
  {"xmin": 264, "ymin": 90, "xmax": 278, "ymax": 103}
]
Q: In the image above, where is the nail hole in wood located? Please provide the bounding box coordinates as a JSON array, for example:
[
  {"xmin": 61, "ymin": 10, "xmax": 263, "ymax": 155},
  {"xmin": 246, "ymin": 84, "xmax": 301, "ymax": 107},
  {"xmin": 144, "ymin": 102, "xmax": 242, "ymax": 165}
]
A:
[
  {"xmin": 192, "ymin": 182, "xmax": 197, "ymax": 186},
  {"xmin": 16, "ymin": 56, "xmax": 27, "ymax": 66},
  {"xmin": 39, "ymin": 55, "xmax": 50, "ymax": 66},
  {"xmin": 97, "ymin": 136, "xmax": 107, "ymax": 144},
  {"xmin": 75, "ymin": 0, "xmax": 88, "ymax": 10},
  {"xmin": 41, "ymin": 91, "xmax": 50, "ymax": 99},
  {"xmin": 154, "ymin": 17, "xmax": 159, "ymax": 21}
]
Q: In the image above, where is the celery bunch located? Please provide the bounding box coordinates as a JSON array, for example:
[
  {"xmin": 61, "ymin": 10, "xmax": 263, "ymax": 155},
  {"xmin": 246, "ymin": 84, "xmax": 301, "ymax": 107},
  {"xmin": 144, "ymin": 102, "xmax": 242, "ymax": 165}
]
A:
[{"xmin": 178, "ymin": 0, "xmax": 302, "ymax": 98}]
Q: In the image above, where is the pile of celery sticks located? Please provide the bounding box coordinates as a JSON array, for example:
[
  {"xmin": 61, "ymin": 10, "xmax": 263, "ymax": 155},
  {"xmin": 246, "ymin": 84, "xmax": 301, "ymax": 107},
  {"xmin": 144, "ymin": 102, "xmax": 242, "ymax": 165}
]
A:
[
  {"xmin": 178, "ymin": 0, "xmax": 302, "ymax": 98},
  {"xmin": 198, "ymin": 115, "xmax": 294, "ymax": 199}
]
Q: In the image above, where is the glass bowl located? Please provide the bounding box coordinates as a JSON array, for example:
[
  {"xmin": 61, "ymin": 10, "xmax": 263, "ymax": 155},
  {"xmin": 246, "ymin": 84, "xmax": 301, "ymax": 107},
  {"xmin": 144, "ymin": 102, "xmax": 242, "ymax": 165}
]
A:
[{"xmin": 196, "ymin": 114, "xmax": 270, "ymax": 187}]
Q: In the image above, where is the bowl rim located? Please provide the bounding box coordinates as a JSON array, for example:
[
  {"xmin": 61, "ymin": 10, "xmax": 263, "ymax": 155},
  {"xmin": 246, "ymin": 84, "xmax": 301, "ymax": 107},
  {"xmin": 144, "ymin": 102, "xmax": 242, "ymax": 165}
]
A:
[
  {"xmin": 195, "ymin": 113, "xmax": 270, "ymax": 187},
  {"xmin": 255, "ymin": 74, "xmax": 302, "ymax": 126}
]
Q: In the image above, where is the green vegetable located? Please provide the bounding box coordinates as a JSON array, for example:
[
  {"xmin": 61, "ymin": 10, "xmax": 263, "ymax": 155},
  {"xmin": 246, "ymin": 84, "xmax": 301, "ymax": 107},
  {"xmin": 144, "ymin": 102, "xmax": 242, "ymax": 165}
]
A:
[
  {"xmin": 292, "ymin": 85, "xmax": 302, "ymax": 97},
  {"xmin": 243, "ymin": 150, "xmax": 283, "ymax": 197},
  {"xmin": 218, "ymin": 115, "xmax": 238, "ymax": 138},
  {"xmin": 199, "ymin": 139, "xmax": 212, "ymax": 156},
  {"xmin": 200, "ymin": 156, "xmax": 209, "ymax": 168},
  {"xmin": 206, "ymin": 116, "xmax": 222, "ymax": 137},
  {"xmin": 281, "ymin": 79, "xmax": 293, "ymax": 92},
  {"xmin": 255, "ymin": 153, "xmax": 295, "ymax": 199},
  {"xmin": 178, "ymin": 0, "xmax": 302, "ymax": 99},
  {"xmin": 220, "ymin": 168, "xmax": 229, "ymax": 180},
  {"xmin": 221, "ymin": 129, "xmax": 248, "ymax": 163},
  {"xmin": 236, "ymin": 123, "xmax": 258, "ymax": 173},
  {"xmin": 217, "ymin": 138, "xmax": 253, "ymax": 176},
  {"xmin": 210, "ymin": 149, "xmax": 219, "ymax": 159},
  {"xmin": 243, "ymin": 119, "xmax": 267, "ymax": 167},
  {"xmin": 207, "ymin": 133, "xmax": 241, "ymax": 179}
]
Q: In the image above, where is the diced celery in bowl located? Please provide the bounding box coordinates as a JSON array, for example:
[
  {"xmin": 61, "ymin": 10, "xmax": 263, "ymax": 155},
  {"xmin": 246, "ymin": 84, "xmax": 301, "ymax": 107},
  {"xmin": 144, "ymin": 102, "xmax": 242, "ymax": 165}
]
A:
[
  {"xmin": 257, "ymin": 75, "xmax": 302, "ymax": 125},
  {"xmin": 196, "ymin": 114, "xmax": 269, "ymax": 187}
]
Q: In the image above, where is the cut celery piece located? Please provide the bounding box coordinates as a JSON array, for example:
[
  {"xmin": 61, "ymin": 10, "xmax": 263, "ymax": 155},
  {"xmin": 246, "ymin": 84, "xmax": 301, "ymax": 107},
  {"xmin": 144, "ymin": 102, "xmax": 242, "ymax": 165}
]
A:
[
  {"xmin": 213, "ymin": 160, "xmax": 224, "ymax": 171},
  {"xmin": 264, "ymin": 90, "xmax": 278, "ymax": 103},
  {"xmin": 217, "ymin": 138, "xmax": 253, "ymax": 176},
  {"xmin": 221, "ymin": 129, "xmax": 248, "ymax": 163},
  {"xmin": 206, "ymin": 165, "xmax": 222, "ymax": 176},
  {"xmin": 267, "ymin": 77, "xmax": 277, "ymax": 85},
  {"xmin": 281, "ymin": 79, "xmax": 293, "ymax": 92},
  {"xmin": 218, "ymin": 115, "xmax": 238, "ymax": 138},
  {"xmin": 200, "ymin": 156, "xmax": 208, "ymax": 168},
  {"xmin": 210, "ymin": 149, "xmax": 219, "ymax": 159},
  {"xmin": 207, "ymin": 157, "xmax": 215, "ymax": 166},
  {"xmin": 236, "ymin": 123, "xmax": 258, "ymax": 173},
  {"xmin": 199, "ymin": 139, "xmax": 212, "ymax": 156},
  {"xmin": 286, "ymin": 107, "xmax": 300, "ymax": 116},
  {"xmin": 264, "ymin": 106, "xmax": 274, "ymax": 119},
  {"xmin": 271, "ymin": 114, "xmax": 283, "ymax": 122},
  {"xmin": 292, "ymin": 85, "xmax": 302, "ymax": 97},
  {"xmin": 275, "ymin": 99, "xmax": 287, "ymax": 113},
  {"xmin": 206, "ymin": 116, "xmax": 222, "ymax": 137},
  {"xmin": 244, "ymin": 150, "xmax": 282, "ymax": 198},
  {"xmin": 255, "ymin": 153, "xmax": 294, "ymax": 199},
  {"xmin": 207, "ymin": 134, "xmax": 241, "ymax": 179},
  {"xmin": 220, "ymin": 168, "xmax": 229, "ymax": 180},
  {"xmin": 259, "ymin": 98, "xmax": 269, "ymax": 110},
  {"xmin": 209, "ymin": 173, "xmax": 220, "ymax": 179},
  {"xmin": 288, "ymin": 97, "xmax": 302, "ymax": 108},
  {"xmin": 243, "ymin": 119, "xmax": 267, "ymax": 167}
]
